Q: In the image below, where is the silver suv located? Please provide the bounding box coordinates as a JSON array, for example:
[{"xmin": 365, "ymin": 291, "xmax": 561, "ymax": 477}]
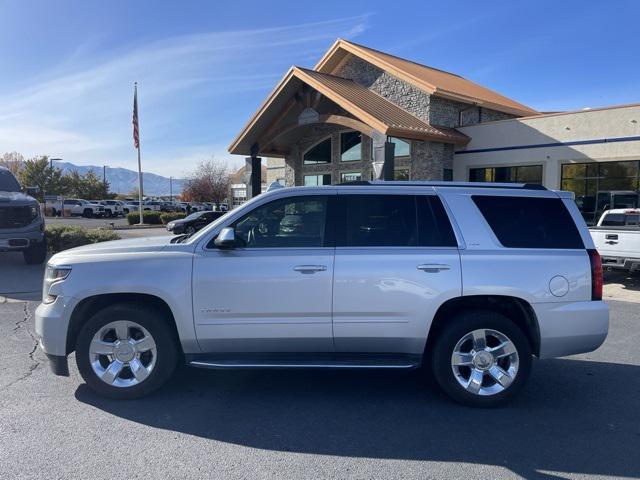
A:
[{"xmin": 36, "ymin": 182, "xmax": 608, "ymax": 406}]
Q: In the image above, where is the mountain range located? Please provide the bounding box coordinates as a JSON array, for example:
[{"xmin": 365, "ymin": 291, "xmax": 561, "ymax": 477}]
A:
[{"xmin": 55, "ymin": 161, "xmax": 184, "ymax": 196}]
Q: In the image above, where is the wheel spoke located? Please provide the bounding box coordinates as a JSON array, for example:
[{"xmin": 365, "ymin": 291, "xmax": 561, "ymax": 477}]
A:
[
  {"xmin": 114, "ymin": 322, "xmax": 129, "ymax": 341},
  {"xmin": 452, "ymin": 352, "xmax": 474, "ymax": 366},
  {"xmin": 490, "ymin": 341, "xmax": 517, "ymax": 359},
  {"xmin": 101, "ymin": 360, "xmax": 124, "ymax": 385},
  {"xmin": 129, "ymin": 358, "xmax": 150, "ymax": 382},
  {"xmin": 488, "ymin": 365, "xmax": 513, "ymax": 388},
  {"xmin": 90, "ymin": 339, "xmax": 115, "ymax": 356},
  {"xmin": 471, "ymin": 329, "xmax": 487, "ymax": 351},
  {"xmin": 466, "ymin": 368, "xmax": 484, "ymax": 394},
  {"xmin": 134, "ymin": 336, "xmax": 154, "ymax": 353}
]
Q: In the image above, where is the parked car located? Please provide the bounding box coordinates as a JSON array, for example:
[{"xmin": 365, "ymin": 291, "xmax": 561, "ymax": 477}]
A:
[
  {"xmin": 166, "ymin": 210, "xmax": 226, "ymax": 235},
  {"xmin": 0, "ymin": 166, "xmax": 47, "ymax": 264},
  {"xmin": 36, "ymin": 181, "xmax": 608, "ymax": 406},
  {"xmin": 160, "ymin": 202, "xmax": 177, "ymax": 212},
  {"xmin": 590, "ymin": 208, "xmax": 640, "ymax": 271},
  {"xmin": 51, "ymin": 198, "xmax": 104, "ymax": 218},
  {"xmin": 143, "ymin": 201, "xmax": 162, "ymax": 212},
  {"xmin": 96, "ymin": 200, "xmax": 124, "ymax": 217}
]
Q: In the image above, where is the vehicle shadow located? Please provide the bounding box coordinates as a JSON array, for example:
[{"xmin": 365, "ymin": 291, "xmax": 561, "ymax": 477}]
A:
[
  {"xmin": 604, "ymin": 270, "xmax": 640, "ymax": 292},
  {"xmin": 75, "ymin": 358, "xmax": 640, "ymax": 479}
]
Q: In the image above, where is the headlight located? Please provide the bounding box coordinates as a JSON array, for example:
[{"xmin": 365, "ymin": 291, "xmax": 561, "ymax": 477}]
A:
[
  {"xmin": 30, "ymin": 205, "xmax": 40, "ymax": 220},
  {"xmin": 43, "ymin": 265, "xmax": 72, "ymax": 304},
  {"xmin": 167, "ymin": 222, "xmax": 175, "ymax": 228}
]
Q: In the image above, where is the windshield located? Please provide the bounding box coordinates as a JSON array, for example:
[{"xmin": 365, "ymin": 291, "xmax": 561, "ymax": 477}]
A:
[
  {"xmin": 0, "ymin": 169, "xmax": 21, "ymax": 192},
  {"xmin": 185, "ymin": 211, "xmax": 205, "ymax": 221}
]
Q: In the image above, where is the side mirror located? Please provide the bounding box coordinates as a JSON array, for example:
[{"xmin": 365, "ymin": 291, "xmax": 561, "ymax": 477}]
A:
[
  {"xmin": 214, "ymin": 227, "xmax": 236, "ymax": 249},
  {"xmin": 24, "ymin": 186, "xmax": 40, "ymax": 196}
]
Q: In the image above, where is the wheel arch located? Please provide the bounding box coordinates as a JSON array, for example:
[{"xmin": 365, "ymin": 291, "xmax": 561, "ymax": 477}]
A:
[
  {"xmin": 425, "ymin": 295, "xmax": 541, "ymax": 357},
  {"xmin": 66, "ymin": 293, "xmax": 182, "ymax": 355}
]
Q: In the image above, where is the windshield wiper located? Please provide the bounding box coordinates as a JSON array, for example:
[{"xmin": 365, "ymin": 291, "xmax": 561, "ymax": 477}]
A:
[{"xmin": 170, "ymin": 234, "xmax": 190, "ymax": 244}]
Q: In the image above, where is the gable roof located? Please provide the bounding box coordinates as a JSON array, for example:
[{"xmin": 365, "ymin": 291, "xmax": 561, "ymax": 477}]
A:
[
  {"xmin": 315, "ymin": 39, "xmax": 538, "ymax": 117},
  {"xmin": 228, "ymin": 66, "xmax": 469, "ymax": 155}
]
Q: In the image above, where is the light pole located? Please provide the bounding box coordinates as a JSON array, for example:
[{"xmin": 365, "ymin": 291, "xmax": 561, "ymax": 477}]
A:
[{"xmin": 169, "ymin": 176, "xmax": 173, "ymax": 201}]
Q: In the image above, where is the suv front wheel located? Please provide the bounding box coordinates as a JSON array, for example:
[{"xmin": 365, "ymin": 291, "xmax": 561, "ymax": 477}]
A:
[
  {"xmin": 431, "ymin": 310, "xmax": 532, "ymax": 407},
  {"xmin": 75, "ymin": 303, "xmax": 178, "ymax": 399}
]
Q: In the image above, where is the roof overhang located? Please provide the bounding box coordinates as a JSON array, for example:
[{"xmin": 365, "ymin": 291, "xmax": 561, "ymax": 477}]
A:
[
  {"xmin": 229, "ymin": 67, "xmax": 469, "ymax": 156},
  {"xmin": 315, "ymin": 39, "xmax": 538, "ymax": 118}
]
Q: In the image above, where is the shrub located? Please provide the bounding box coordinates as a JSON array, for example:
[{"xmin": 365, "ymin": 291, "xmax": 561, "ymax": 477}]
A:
[
  {"xmin": 160, "ymin": 212, "xmax": 186, "ymax": 224},
  {"xmin": 126, "ymin": 211, "xmax": 162, "ymax": 225},
  {"xmin": 45, "ymin": 225, "xmax": 120, "ymax": 254}
]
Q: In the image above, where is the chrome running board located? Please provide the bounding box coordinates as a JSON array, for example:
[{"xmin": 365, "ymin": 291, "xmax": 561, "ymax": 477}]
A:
[{"xmin": 187, "ymin": 355, "xmax": 420, "ymax": 370}]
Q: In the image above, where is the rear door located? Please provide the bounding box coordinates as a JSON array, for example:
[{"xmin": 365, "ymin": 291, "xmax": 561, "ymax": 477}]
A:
[{"xmin": 332, "ymin": 192, "xmax": 462, "ymax": 355}]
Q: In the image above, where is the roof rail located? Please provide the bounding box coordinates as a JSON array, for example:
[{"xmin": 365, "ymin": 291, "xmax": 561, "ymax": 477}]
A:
[{"xmin": 338, "ymin": 180, "xmax": 547, "ymax": 191}]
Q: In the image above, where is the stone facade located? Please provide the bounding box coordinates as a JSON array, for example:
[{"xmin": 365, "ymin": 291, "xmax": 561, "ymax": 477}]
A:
[{"xmin": 275, "ymin": 53, "xmax": 518, "ymax": 185}]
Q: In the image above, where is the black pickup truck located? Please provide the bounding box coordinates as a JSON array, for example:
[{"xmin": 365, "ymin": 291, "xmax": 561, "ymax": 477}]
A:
[{"xmin": 0, "ymin": 166, "xmax": 47, "ymax": 264}]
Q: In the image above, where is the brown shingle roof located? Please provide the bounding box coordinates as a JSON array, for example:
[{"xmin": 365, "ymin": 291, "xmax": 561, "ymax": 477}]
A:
[
  {"xmin": 296, "ymin": 67, "xmax": 469, "ymax": 144},
  {"xmin": 315, "ymin": 39, "xmax": 538, "ymax": 117}
]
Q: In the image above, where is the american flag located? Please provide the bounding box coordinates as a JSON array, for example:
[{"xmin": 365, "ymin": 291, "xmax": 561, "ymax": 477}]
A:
[{"xmin": 132, "ymin": 84, "xmax": 139, "ymax": 149}]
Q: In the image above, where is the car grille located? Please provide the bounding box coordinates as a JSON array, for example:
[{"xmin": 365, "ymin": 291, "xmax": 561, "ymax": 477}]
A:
[{"xmin": 0, "ymin": 206, "xmax": 32, "ymax": 228}]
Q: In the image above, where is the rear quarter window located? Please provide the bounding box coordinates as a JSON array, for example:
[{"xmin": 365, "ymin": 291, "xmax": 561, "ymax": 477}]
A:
[{"xmin": 472, "ymin": 195, "xmax": 584, "ymax": 249}]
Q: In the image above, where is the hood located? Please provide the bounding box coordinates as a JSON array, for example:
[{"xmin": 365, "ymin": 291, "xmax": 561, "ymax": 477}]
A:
[
  {"xmin": 0, "ymin": 191, "xmax": 38, "ymax": 205},
  {"xmin": 51, "ymin": 235, "xmax": 179, "ymax": 262}
]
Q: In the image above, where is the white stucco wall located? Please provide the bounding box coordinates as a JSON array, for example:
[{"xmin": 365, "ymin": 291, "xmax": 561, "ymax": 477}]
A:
[{"xmin": 453, "ymin": 104, "xmax": 640, "ymax": 188}]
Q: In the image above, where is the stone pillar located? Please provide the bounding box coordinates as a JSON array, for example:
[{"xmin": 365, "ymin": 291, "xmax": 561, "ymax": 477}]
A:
[
  {"xmin": 245, "ymin": 156, "xmax": 262, "ymax": 199},
  {"xmin": 372, "ymin": 136, "xmax": 395, "ymax": 181}
]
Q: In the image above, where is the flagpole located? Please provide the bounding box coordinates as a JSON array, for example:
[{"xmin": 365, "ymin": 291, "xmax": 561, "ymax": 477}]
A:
[{"xmin": 134, "ymin": 82, "xmax": 144, "ymax": 225}]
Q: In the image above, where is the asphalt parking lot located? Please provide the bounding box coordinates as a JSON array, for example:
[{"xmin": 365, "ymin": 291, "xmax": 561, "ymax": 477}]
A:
[{"xmin": 1, "ymin": 250, "xmax": 639, "ymax": 479}]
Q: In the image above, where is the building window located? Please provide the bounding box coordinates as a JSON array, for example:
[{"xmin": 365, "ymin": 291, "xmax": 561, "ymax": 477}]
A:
[
  {"xmin": 561, "ymin": 160, "xmax": 640, "ymax": 224},
  {"xmin": 341, "ymin": 171, "xmax": 361, "ymax": 182},
  {"xmin": 303, "ymin": 138, "xmax": 331, "ymax": 165},
  {"xmin": 394, "ymin": 168, "xmax": 410, "ymax": 181},
  {"xmin": 391, "ymin": 137, "xmax": 411, "ymax": 158},
  {"xmin": 469, "ymin": 165, "xmax": 543, "ymax": 184},
  {"xmin": 443, "ymin": 168, "xmax": 453, "ymax": 181},
  {"xmin": 340, "ymin": 131, "xmax": 362, "ymax": 162},
  {"xmin": 304, "ymin": 174, "xmax": 332, "ymax": 186}
]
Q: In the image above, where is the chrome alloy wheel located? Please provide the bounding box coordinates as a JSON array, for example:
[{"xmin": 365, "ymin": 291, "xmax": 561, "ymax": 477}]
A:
[
  {"xmin": 89, "ymin": 320, "xmax": 157, "ymax": 388},
  {"xmin": 451, "ymin": 328, "xmax": 519, "ymax": 396}
]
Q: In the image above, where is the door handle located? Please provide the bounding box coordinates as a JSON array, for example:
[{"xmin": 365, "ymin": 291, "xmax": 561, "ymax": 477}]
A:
[
  {"xmin": 606, "ymin": 234, "xmax": 618, "ymax": 240},
  {"xmin": 293, "ymin": 265, "xmax": 327, "ymax": 274},
  {"xmin": 417, "ymin": 264, "xmax": 451, "ymax": 273}
]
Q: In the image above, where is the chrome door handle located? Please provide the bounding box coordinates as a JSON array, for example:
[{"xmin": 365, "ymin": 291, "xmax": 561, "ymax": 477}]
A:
[
  {"xmin": 417, "ymin": 264, "xmax": 451, "ymax": 273},
  {"xmin": 293, "ymin": 265, "xmax": 327, "ymax": 274}
]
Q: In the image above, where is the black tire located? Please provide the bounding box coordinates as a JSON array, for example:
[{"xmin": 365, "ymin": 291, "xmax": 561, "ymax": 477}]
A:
[
  {"xmin": 51, "ymin": 208, "xmax": 57, "ymax": 217},
  {"xmin": 23, "ymin": 239, "xmax": 47, "ymax": 265},
  {"xmin": 83, "ymin": 208, "xmax": 92, "ymax": 218},
  {"xmin": 430, "ymin": 310, "xmax": 532, "ymax": 407},
  {"xmin": 105, "ymin": 210, "xmax": 112, "ymax": 218},
  {"xmin": 75, "ymin": 303, "xmax": 179, "ymax": 399},
  {"xmin": 185, "ymin": 225, "xmax": 196, "ymax": 235}
]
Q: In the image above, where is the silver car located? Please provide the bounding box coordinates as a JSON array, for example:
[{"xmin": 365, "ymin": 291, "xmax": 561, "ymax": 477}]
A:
[{"xmin": 35, "ymin": 182, "xmax": 608, "ymax": 406}]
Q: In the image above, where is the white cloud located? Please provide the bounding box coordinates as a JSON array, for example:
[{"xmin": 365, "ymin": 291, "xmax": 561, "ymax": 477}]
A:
[{"xmin": 0, "ymin": 15, "xmax": 371, "ymax": 176}]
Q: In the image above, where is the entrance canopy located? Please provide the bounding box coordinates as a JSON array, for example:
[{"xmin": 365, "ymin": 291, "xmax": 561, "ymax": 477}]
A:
[{"xmin": 228, "ymin": 66, "xmax": 469, "ymax": 157}]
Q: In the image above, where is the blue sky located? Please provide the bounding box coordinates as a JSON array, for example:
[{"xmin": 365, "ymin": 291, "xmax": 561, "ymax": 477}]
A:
[{"xmin": 1, "ymin": 0, "xmax": 638, "ymax": 177}]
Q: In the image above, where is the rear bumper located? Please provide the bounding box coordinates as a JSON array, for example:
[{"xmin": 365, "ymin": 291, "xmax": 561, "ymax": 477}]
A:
[
  {"xmin": 534, "ymin": 300, "xmax": 609, "ymax": 358},
  {"xmin": 601, "ymin": 256, "xmax": 640, "ymax": 271}
]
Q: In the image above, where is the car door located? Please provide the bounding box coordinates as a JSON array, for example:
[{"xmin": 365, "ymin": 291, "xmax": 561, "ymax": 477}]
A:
[
  {"xmin": 332, "ymin": 192, "xmax": 462, "ymax": 355},
  {"xmin": 192, "ymin": 193, "xmax": 336, "ymax": 353}
]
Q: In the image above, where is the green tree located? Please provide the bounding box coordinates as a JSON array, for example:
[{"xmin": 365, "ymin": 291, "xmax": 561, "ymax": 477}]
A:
[
  {"xmin": 62, "ymin": 170, "xmax": 111, "ymax": 199},
  {"xmin": 19, "ymin": 156, "xmax": 66, "ymax": 201}
]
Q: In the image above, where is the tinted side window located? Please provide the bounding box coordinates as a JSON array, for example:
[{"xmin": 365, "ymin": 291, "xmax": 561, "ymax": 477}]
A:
[
  {"xmin": 417, "ymin": 196, "xmax": 457, "ymax": 247},
  {"xmin": 231, "ymin": 196, "xmax": 329, "ymax": 248},
  {"xmin": 342, "ymin": 195, "xmax": 417, "ymax": 247},
  {"xmin": 472, "ymin": 195, "xmax": 584, "ymax": 249}
]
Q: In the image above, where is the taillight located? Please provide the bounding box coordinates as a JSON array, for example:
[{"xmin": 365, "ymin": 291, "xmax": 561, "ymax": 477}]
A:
[{"xmin": 587, "ymin": 249, "xmax": 603, "ymax": 301}]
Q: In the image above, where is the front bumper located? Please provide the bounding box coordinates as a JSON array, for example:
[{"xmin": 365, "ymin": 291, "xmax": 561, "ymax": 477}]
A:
[
  {"xmin": 535, "ymin": 300, "xmax": 609, "ymax": 358},
  {"xmin": 0, "ymin": 223, "xmax": 45, "ymax": 251},
  {"xmin": 35, "ymin": 296, "xmax": 77, "ymax": 376}
]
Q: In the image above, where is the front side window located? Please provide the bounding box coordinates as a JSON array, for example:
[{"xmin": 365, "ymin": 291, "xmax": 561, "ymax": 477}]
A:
[
  {"xmin": 231, "ymin": 196, "xmax": 329, "ymax": 248},
  {"xmin": 303, "ymin": 138, "xmax": 331, "ymax": 165},
  {"xmin": 0, "ymin": 169, "xmax": 21, "ymax": 192},
  {"xmin": 340, "ymin": 131, "xmax": 362, "ymax": 162}
]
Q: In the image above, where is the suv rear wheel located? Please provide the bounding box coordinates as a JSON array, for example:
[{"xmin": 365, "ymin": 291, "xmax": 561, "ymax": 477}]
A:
[
  {"xmin": 75, "ymin": 303, "xmax": 178, "ymax": 399},
  {"xmin": 431, "ymin": 310, "xmax": 532, "ymax": 407}
]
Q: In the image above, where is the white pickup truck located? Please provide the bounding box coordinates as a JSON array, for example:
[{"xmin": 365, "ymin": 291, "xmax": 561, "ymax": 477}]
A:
[{"xmin": 590, "ymin": 208, "xmax": 640, "ymax": 272}]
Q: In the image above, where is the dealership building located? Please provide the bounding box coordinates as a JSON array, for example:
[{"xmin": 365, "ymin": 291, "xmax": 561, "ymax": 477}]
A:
[{"xmin": 229, "ymin": 38, "xmax": 640, "ymax": 221}]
